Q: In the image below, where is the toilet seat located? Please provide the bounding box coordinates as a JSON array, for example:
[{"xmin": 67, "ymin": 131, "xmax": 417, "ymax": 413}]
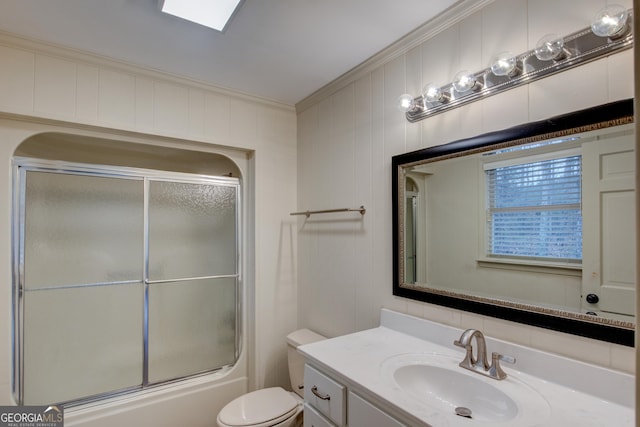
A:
[{"xmin": 217, "ymin": 387, "xmax": 301, "ymax": 427}]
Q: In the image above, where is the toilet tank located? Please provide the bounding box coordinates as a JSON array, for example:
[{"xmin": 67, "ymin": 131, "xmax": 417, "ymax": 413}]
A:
[{"xmin": 286, "ymin": 329, "xmax": 326, "ymax": 397}]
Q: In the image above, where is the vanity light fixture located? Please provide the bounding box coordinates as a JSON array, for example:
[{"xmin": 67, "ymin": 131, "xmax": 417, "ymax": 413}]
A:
[
  {"xmin": 490, "ymin": 52, "xmax": 521, "ymax": 77},
  {"xmin": 534, "ymin": 34, "xmax": 567, "ymax": 61},
  {"xmin": 591, "ymin": 4, "xmax": 630, "ymax": 38},
  {"xmin": 401, "ymin": 7, "xmax": 633, "ymax": 123},
  {"xmin": 423, "ymin": 83, "xmax": 450, "ymax": 104},
  {"xmin": 452, "ymin": 70, "xmax": 482, "ymax": 93},
  {"xmin": 397, "ymin": 93, "xmax": 421, "ymax": 112}
]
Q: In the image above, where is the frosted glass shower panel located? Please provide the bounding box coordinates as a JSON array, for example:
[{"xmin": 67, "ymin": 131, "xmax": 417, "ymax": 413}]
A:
[
  {"xmin": 16, "ymin": 158, "xmax": 243, "ymax": 406},
  {"xmin": 23, "ymin": 171, "xmax": 143, "ymax": 289},
  {"xmin": 148, "ymin": 180, "xmax": 237, "ymax": 280},
  {"xmin": 22, "ymin": 283, "xmax": 144, "ymax": 404},
  {"xmin": 147, "ymin": 277, "xmax": 237, "ymax": 383}
]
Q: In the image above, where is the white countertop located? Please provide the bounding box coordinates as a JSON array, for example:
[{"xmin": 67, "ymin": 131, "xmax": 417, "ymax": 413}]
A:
[{"xmin": 298, "ymin": 309, "xmax": 634, "ymax": 427}]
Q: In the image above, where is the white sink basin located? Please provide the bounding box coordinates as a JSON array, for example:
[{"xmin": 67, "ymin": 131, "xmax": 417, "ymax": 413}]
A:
[
  {"xmin": 393, "ymin": 363, "xmax": 517, "ymax": 421},
  {"xmin": 380, "ymin": 353, "xmax": 551, "ymax": 425}
]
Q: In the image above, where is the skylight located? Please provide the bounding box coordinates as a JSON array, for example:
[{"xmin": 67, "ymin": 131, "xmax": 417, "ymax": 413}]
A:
[{"xmin": 160, "ymin": 0, "xmax": 242, "ymax": 32}]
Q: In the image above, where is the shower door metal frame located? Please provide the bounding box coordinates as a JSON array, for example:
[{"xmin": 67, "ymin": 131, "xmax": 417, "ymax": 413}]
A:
[{"xmin": 12, "ymin": 157, "xmax": 243, "ymax": 406}]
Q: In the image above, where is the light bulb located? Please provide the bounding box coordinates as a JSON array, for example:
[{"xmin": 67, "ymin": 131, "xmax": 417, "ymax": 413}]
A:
[
  {"xmin": 591, "ymin": 4, "xmax": 629, "ymax": 38},
  {"xmin": 452, "ymin": 70, "xmax": 480, "ymax": 93},
  {"xmin": 397, "ymin": 94, "xmax": 417, "ymax": 112},
  {"xmin": 422, "ymin": 83, "xmax": 449, "ymax": 104},
  {"xmin": 490, "ymin": 52, "xmax": 521, "ymax": 77},
  {"xmin": 534, "ymin": 34, "xmax": 566, "ymax": 61}
]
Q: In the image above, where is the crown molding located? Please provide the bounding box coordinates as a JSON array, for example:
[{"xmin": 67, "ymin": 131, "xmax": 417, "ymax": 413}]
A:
[
  {"xmin": 295, "ymin": 0, "xmax": 495, "ymax": 114},
  {"xmin": 0, "ymin": 30, "xmax": 295, "ymax": 112}
]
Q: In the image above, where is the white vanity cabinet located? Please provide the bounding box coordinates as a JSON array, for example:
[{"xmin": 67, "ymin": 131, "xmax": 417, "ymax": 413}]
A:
[
  {"xmin": 347, "ymin": 392, "xmax": 405, "ymax": 427},
  {"xmin": 303, "ymin": 363, "xmax": 406, "ymax": 427},
  {"xmin": 298, "ymin": 310, "xmax": 635, "ymax": 427}
]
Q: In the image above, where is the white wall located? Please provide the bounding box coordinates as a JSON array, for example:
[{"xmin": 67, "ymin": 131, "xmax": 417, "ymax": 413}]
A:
[
  {"xmin": 0, "ymin": 31, "xmax": 298, "ymax": 425},
  {"xmin": 0, "ymin": 1, "xmax": 634, "ymax": 424},
  {"xmin": 296, "ymin": 0, "xmax": 635, "ymax": 373}
]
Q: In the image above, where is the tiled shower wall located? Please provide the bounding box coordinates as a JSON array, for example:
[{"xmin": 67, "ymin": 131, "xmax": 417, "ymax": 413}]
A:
[{"xmin": 296, "ymin": 0, "xmax": 635, "ymax": 373}]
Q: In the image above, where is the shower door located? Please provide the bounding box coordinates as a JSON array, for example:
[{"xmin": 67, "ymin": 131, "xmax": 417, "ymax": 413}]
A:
[
  {"xmin": 146, "ymin": 179, "xmax": 238, "ymax": 383},
  {"xmin": 14, "ymin": 160, "xmax": 240, "ymax": 405}
]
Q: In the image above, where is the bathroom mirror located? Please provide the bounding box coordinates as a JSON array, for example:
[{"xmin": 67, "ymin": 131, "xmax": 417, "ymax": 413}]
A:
[{"xmin": 392, "ymin": 99, "xmax": 635, "ymax": 346}]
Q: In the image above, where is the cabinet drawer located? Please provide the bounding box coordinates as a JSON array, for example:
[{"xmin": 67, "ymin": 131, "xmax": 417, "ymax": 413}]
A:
[
  {"xmin": 304, "ymin": 403, "xmax": 337, "ymax": 427},
  {"xmin": 304, "ymin": 364, "xmax": 346, "ymax": 426}
]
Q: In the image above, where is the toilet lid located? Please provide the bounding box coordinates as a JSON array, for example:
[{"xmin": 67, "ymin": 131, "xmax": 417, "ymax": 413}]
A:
[{"xmin": 218, "ymin": 387, "xmax": 299, "ymax": 427}]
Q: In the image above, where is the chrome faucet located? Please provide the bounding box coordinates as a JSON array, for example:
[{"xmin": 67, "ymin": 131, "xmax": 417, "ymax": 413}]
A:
[{"xmin": 453, "ymin": 329, "xmax": 515, "ymax": 380}]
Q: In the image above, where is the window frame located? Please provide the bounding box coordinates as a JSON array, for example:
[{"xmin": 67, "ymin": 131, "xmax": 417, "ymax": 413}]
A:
[{"xmin": 478, "ymin": 146, "xmax": 583, "ymax": 270}]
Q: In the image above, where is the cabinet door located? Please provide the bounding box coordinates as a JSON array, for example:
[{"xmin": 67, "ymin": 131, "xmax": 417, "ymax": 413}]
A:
[
  {"xmin": 348, "ymin": 392, "xmax": 406, "ymax": 427},
  {"xmin": 304, "ymin": 403, "xmax": 336, "ymax": 427}
]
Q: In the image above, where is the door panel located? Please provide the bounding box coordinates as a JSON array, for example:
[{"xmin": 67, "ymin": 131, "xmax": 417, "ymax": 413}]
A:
[{"xmin": 582, "ymin": 132, "xmax": 635, "ymax": 317}]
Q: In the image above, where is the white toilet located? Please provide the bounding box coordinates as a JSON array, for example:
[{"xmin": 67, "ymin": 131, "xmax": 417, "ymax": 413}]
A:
[{"xmin": 217, "ymin": 329, "xmax": 326, "ymax": 427}]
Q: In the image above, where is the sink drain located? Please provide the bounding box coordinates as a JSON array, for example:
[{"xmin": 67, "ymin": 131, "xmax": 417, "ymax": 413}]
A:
[{"xmin": 455, "ymin": 406, "xmax": 473, "ymax": 419}]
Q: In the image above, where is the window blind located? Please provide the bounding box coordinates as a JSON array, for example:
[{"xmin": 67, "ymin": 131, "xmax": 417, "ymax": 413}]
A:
[{"xmin": 486, "ymin": 155, "xmax": 582, "ymax": 261}]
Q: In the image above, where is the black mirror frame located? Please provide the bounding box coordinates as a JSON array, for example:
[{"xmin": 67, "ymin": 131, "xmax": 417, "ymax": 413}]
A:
[{"xmin": 392, "ymin": 98, "xmax": 635, "ymax": 347}]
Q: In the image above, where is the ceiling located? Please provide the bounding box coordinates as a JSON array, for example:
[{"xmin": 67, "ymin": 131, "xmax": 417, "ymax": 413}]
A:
[{"xmin": 0, "ymin": 0, "xmax": 458, "ymax": 105}]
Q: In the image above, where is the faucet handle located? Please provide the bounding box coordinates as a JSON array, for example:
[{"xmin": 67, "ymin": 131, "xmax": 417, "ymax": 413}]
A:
[
  {"xmin": 496, "ymin": 352, "xmax": 516, "ymax": 365},
  {"xmin": 489, "ymin": 352, "xmax": 515, "ymax": 380}
]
